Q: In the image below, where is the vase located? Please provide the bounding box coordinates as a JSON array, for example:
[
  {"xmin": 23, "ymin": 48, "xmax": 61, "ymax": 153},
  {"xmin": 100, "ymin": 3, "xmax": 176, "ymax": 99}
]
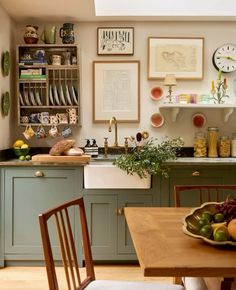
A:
[
  {"xmin": 41, "ymin": 26, "xmax": 57, "ymax": 44},
  {"xmin": 59, "ymin": 23, "xmax": 75, "ymax": 44},
  {"xmin": 24, "ymin": 25, "xmax": 39, "ymax": 44}
]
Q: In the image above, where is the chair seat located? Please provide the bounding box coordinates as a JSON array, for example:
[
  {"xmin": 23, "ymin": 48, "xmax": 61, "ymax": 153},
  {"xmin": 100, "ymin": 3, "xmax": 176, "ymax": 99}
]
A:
[{"xmin": 85, "ymin": 280, "xmax": 184, "ymax": 290}]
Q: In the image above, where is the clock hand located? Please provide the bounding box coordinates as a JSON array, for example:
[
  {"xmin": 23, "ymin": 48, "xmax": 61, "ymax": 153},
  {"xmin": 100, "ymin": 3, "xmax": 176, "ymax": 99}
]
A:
[{"xmin": 219, "ymin": 56, "xmax": 236, "ymax": 61}]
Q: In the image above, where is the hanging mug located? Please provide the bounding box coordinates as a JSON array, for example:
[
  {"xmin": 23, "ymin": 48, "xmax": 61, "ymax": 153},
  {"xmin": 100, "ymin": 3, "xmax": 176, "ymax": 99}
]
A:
[
  {"xmin": 48, "ymin": 125, "xmax": 59, "ymax": 138},
  {"xmin": 59, "ymin": 23, "xmax": 75, "ymax": 44},
  {"xmin": 23, "ymin": 125, "xmax": 35, "ymax": 140},
  {"xmin": 36, "ymin": 125, "xmax": 47, "ymax": 139},
  {"xmin": 61, "ymin": 126, "xmax": 72, "ymax": 138}
]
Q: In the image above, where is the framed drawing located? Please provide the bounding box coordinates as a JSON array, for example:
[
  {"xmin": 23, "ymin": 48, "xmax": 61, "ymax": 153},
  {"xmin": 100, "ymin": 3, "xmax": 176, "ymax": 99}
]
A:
[
  {"xmin": 97, "ymin": 27, "xmax": 134, "ymax": 55},
  {"xmin": 148, "ymin": 37, "xmax": 204, "ymax": 80},
  {"xmin": 93, "ymin": 61, "xmax": 140, "ymax": 123}
]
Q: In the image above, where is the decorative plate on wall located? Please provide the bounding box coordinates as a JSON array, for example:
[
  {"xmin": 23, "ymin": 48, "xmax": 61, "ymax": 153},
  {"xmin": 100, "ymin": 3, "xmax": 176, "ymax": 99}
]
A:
[
  {"xmin": 2, "ymin": 51, "xmax": 10, "ymax": 76},
  {"xmin": 2, "ymin": 91, "xmax": 10, "ymax": 116}
]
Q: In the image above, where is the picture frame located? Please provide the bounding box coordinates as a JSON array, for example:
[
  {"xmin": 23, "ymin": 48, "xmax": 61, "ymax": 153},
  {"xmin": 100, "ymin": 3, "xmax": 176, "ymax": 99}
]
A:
[
  {"xmin": 97, "ymin": 27, "xmax": 134, "ymax": 55},
  {"xmin": 93, "ymin": 61, "xmax": 140, "ymax": 123},
  {"xmin": 148, "ymin": 37, "xmax": 204, "ymax": 80}
]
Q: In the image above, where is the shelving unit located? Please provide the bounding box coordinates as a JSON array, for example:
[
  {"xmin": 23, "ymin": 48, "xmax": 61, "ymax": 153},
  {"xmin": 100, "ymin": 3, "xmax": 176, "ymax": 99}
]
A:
[
  {"xmin": 159, "ymin": 104, "xmax": 236, "ymax": 122},
  {"xmin": 16, "ymin": 44, "xmax": 80, "ymax": 126}
]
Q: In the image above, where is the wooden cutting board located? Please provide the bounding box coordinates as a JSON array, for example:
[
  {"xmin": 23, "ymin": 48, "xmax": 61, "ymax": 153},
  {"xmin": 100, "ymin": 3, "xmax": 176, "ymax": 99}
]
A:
[{"xmin": 31, "ymin": 154, "xmax": 91, "ymax": 163}]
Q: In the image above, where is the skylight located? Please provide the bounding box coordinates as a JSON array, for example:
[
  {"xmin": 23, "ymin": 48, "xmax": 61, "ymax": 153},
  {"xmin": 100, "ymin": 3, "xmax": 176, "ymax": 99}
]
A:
[{"xmin": 94, "ymin": 0, "xmax": 236, "ymax": 16}]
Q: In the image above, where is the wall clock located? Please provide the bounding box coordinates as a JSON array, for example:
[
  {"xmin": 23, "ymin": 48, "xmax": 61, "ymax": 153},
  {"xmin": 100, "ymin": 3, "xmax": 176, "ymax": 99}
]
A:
[{"xmin": 212, "ymin": 43, "xmax": 236, "ymax": 73}]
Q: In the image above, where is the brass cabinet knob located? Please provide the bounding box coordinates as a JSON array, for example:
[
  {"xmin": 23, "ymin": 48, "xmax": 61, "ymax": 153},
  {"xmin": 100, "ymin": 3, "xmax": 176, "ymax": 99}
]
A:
[
  {"xmin": 116, "ymin": 208, "xmax": 124, "ymax": 215},
  {"xmin": 192, "ymin": 171, "xmax": 200, "ymax": 176},
  {"xmin": 34, "ymin": 171, "xmax": 44, "ymax": 177}
]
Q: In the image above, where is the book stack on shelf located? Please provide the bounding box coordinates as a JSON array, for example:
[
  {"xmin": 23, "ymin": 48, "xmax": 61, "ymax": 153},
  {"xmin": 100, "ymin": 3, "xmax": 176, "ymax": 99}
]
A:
[{"xmin": 20, "ymin": 68, "xmax": 46, "ymax": 79}]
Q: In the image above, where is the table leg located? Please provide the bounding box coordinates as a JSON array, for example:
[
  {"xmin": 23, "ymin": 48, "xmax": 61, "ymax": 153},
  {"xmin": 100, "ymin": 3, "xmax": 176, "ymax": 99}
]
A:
[{"xmin": 221, "ymin": 278, "xmax": 234, "ymax": 290}]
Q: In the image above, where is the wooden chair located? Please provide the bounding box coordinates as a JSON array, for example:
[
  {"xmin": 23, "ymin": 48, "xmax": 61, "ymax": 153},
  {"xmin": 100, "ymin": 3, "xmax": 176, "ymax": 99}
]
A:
[
  {"xmin": 39, "ymin": 197, "xmax": 184, "ymax": 290},
  {"xmin": 174, "ymin": 185, "xmax": 236, "ymax": 207}
]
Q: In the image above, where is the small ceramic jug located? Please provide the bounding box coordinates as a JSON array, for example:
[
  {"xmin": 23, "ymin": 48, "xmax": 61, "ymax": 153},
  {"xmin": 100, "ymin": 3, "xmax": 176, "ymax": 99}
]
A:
[
  {"xmin": 60, "ymin": 23, "xmax": 75, "ymax": 44},
  {"xmin": 41, "ymin": 26, "xmax": 57, "ymax": 44}
]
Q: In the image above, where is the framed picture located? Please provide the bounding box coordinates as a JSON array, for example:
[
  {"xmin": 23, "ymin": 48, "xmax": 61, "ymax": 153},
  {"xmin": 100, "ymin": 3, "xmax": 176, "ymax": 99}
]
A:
[
  {"xmin": 93, "ymin": 61, "xmax": 140, "ymax": 123},
  {"xmin": 97, "ymin": 27, "xmax": 134, "ymax": 55},
  {"xmin": 148, "ymin": 37, "xmax": 204, "ymax": 80}
]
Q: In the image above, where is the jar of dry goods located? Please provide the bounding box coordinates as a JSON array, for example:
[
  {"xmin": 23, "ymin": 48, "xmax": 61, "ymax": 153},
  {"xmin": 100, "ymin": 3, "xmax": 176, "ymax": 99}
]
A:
[
  {"xmin": 231, "ymin": 133, "xmax": 236, "ymax": 157},
  {"xmin": 194, "ymin": 132, "xmax": 207, "ymax": 158},
  {"xmin": 208, "ymin": 127, "xmax": 219, "ymax": 157},
  {"xmin": 219, "ymin": 136, "xmax": 230, "ymax": 157}
]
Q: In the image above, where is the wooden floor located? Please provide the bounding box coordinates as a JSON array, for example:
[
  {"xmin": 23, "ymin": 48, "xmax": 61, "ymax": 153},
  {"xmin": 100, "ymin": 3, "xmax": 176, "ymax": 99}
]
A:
[{"xmin": 0, "ymin": 265, "xmax": 172, "ymax": 290}]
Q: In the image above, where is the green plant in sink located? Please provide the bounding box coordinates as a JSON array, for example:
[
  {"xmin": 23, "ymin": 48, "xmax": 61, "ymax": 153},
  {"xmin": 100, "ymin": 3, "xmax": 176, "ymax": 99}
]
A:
[{"xmin": 114, "ymin": 137, "xmax": 184, "ymax": 179}]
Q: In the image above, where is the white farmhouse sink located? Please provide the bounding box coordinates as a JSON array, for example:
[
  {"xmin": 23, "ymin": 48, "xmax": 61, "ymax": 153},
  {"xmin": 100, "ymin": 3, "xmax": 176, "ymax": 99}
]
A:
[{"xmin": 84, "ymin": 162, "xmax": 151, "ymax": 189}]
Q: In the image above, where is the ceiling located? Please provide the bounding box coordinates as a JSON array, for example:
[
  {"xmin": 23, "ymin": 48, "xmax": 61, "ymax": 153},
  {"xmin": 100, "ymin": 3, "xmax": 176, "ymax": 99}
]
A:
[{"xmin": 1, "ymin": 0, "xmax": 236, "ymax": 23}]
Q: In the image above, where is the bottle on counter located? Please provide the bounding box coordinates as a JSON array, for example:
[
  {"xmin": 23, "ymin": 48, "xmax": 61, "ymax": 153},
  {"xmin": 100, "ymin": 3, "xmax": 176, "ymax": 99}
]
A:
[
  {"xmin": 208, "ymin": 127, "xmax": 219, "ymax": 157},
  {"xmin": 219, "ymin": 136, "xmax": 231, "ymax": 157},
  {"xmin": 84, "ymin": 139, "xmax": 92, "ymax": 156},
  {"xmin": 194, "ymin": 131, "xmax": 207, "ymax": 158},
  {"xmin": 231, "ymin": 133, "xmax": 236, "ymax": 157},
  {"xmin": 91, "ymin": 139, "xmax": 98, "ymax": 158}
]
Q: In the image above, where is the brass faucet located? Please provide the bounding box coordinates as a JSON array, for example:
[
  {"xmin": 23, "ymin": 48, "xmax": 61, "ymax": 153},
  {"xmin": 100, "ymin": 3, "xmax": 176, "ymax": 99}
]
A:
[{"xmin": 108, "ymin": 116, "xmax": 118, "ymax": 147}]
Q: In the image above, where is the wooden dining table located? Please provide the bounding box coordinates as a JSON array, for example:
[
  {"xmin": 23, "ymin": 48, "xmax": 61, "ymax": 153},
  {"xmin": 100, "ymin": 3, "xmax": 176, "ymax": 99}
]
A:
[{"xmin": 124, "ymin": 207, "xmax": 236, "ymax": 290}]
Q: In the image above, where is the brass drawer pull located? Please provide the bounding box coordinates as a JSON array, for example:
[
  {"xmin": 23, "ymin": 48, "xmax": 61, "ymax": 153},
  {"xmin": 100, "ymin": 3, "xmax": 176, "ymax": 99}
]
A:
[
  {"xmin": 35, "ymin": 171, "xmax": 44, "ymax": 177},
  {"xmin": 192, "ymin": 171, "xmax": 200, "ymax": 176}
]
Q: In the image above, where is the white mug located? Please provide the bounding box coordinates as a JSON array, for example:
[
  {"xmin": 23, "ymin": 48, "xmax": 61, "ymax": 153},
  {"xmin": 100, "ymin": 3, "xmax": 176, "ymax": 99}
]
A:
[
  {"xmin": 52, "ymin": 55, "xmax": 61, "ymax": 65},
  {"xmin": 39, "ymin": 112, "xmax": 50, "ymax": 125}
]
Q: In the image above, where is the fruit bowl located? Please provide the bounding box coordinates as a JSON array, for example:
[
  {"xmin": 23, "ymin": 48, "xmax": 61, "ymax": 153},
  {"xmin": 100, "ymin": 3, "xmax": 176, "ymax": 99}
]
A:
[
  {"xmin": 182, "ymin": 202, "xmax": 236, "ymax": 246},
  {"xmin": 13, "ymin": 148, "xmax": 30, "ymax": 157}
]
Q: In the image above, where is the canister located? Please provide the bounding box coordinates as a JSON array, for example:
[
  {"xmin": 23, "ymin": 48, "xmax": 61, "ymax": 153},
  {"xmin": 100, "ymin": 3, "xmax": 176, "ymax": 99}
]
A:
[
  {"xmin": 208, "ymin": 127, "xmax": 219, "ymax": 157},
  {"xmin": 231, "ymin": 133, "xmax": 236, "ymax": 157},
  {"xmin": 219, "ymin": 136, "xmax": 230, "ymax": 157},
  {"xmin": 194, "ymin": 131, "xmax": 207, "ymax": 158}
]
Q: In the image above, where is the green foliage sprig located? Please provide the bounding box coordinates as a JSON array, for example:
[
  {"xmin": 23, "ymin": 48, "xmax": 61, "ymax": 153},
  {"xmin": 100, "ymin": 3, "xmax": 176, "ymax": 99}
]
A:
[{"xmin": 114, "ymin": 137, "xmax": 184, "ymax": 179}]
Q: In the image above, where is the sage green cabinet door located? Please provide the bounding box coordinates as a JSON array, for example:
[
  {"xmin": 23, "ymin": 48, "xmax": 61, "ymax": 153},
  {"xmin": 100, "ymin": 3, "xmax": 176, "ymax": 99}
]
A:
[
  {"xmin": 117, "ymin": 194, "xmax": 153, "ymax": 254},
  {"xmin": 0, "ymin": 169, "xmax": 3, "ymax": 267},
  {"xmin": 161, "ymin": 166, "xmax": 231, "ymax": 207},
  {"xmin": 83, "ymin": 194, "xmax": 117, "ymax": 259},
  {"xmin": 4, "ymin": 167, "xmax": 80, "ymax": 260}
]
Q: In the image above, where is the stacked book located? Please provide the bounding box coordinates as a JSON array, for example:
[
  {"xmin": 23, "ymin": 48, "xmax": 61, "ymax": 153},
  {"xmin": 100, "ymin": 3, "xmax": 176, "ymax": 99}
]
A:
[
  {"xmin": 19, "ymin": 59, "xmax": 48, "ymax": 65},
  {"xmin": 20, "ymin": 68, "xmax": 46, "ymax": 79}
]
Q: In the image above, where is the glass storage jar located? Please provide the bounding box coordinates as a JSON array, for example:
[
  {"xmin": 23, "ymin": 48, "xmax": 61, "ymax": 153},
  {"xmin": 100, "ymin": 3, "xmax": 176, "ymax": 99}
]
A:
[
  {"xmin": 231, "ymin": 133, "xmax": 236, "ymax": 157},
  {"xmin": 208, "ymin": 127, "xmax": 219, "ymax": 157},
  {"xmin": 219, "ymin": 136, "xmax": 231, "ymax": 157},
  {"xmin": 194, "ymin": 131, "xmax": 207, "ymax": 157}
]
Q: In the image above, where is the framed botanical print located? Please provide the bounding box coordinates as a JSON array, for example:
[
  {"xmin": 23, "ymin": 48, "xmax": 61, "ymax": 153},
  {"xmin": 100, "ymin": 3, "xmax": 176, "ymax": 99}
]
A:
[
  {"xmin": 148, "ymin": 37, "xmax": 204, "ymax": 80},
  {"xmin": 93, "ymin": 60, "xmax": 140, "ymax": 123},
  {"xmin": 97, "ymin": 27, "xmax": 134, "ymax": 55}
]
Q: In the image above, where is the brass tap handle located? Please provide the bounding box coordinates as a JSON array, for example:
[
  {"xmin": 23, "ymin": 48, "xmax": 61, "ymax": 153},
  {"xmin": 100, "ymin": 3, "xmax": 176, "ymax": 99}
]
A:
[
  {"xmin": 104, "ymin": 137, "xmax": 108, "ymax": 157},
  {"xmin": 124, "ymin": 137, "xmax": 129, "ymax": 154}
]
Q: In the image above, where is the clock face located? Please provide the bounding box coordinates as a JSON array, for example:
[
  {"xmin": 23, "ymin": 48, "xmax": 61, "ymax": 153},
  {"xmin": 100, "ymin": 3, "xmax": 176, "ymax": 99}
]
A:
[{"xmin": 213, "ymin": 43, "xmax": 236, "ymax": 73}]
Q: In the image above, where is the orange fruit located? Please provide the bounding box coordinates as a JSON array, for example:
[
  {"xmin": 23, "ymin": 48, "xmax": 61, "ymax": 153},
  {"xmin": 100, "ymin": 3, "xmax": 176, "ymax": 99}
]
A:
[{"xmin": 228, "ymin": 219, "xmax": 236, "ymax": 240}]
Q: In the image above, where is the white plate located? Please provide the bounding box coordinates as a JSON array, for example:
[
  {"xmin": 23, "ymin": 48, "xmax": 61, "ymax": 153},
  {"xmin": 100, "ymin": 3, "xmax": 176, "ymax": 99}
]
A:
[
  {"xmin": 59, "ymin": 83, "xmax": 67, "ymax": 106},
  {"xmin": 19, "ymin": 92, "xmax": 25, "ymax": 106},
  {"xmin": 49, "ymin": 84, "xmax": 54, "ymax": 105},
  {"xmin": 71, "ymin": 85, "xmax": 78, "ymax": 105},
  {"xmin": 35, "ymin": 91, "xmax": 42, "ymax": 106},
  {"xmin": 29, "ymin": 90, "xmax": 37, "ymax": 106},
  {"xmin": 65, "ymin": 84, "xmax": 72, "ymax": 105},
  {"xmin": 23, "ymin": 89, "xmax": 31, "ymax": 106},
  {"xmin": 53, "ymin": 85, "xmax": 60, "ymax": 106}
]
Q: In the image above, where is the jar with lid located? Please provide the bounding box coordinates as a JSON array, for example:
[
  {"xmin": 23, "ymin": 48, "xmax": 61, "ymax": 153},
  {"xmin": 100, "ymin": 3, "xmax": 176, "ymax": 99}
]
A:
[
  {"xmin": 231, "ymin": 133, "xmax": 236, "ymax": 157},
  {"xmin": 194, "ymin": 131, "xmax": 207, "ymax": 157},
  {"xmin": 208, "ymin": 127, "xmax": 219, "ymax": 157},
  {"xmin": 219, "ymin": 136, "xmax": 231, "ymax": 157}
]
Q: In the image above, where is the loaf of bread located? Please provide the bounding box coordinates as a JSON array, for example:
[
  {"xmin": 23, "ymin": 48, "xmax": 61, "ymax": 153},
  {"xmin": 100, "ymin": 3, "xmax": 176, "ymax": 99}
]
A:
[
  {"xmin": 49, "ymin": 139, "xmax": 76, "ymax": 156},
  {"xmin": 63, "ymin": 147, "xmax": 84, "ymax": 156}
]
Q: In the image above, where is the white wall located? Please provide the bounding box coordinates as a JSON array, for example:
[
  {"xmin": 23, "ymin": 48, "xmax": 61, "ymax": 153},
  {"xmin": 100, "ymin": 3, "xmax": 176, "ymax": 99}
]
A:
[
  {"xmin": 15, "ymin": 21, "xmax": 236, "ymax": 148},
  {"xmin": 0, "ymin": 4, "xmax": 16, "ymax": 149}
]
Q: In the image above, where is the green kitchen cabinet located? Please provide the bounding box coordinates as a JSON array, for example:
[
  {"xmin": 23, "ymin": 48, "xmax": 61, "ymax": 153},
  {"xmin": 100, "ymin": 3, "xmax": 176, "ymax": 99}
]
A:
[
  {"xmin": 3, "ymin": 167, "xmax": 83, "ymax": 266},
  {"xmin": 160, "ymin": 165, "xmax": 233, "ymax": 207},
  {"xmin": 83, "ymin": 190, "xmax": 153, "ymax": 261},
  {"xmin": 0, "ymin": 168, "xmax": 3, "ymax": 268}
]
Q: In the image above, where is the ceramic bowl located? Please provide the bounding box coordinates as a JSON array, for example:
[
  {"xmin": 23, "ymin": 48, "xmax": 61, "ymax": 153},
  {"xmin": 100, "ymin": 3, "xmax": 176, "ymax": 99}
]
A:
[
  {"xmin": 13, "ymin": 148, "xmax": 30, "ymax": 157},
  {"xmin": 182, "ymin": 202, "xmax": 236, "ymax": 246},
  {"xmin": 150, "ymin": 112, "xmax": 164, "ymax": 128},
  {"xmin": 150, "ymin": 86, "xmax": 164, "ymax": 101}
]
